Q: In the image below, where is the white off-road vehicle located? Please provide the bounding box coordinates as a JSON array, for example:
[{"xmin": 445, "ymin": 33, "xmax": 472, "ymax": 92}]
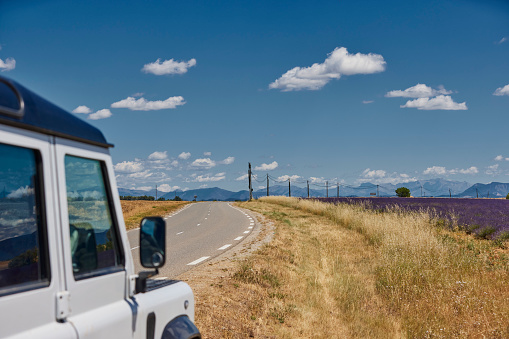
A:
[{"xmin": 0, "ymin": 76, "xmax": 201, "ymax": 339}]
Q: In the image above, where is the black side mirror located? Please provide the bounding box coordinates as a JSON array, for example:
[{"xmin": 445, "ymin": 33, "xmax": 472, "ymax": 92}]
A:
[{"xmin": 139, "ymin": 217, "xmax": 166, "ymax": 268}]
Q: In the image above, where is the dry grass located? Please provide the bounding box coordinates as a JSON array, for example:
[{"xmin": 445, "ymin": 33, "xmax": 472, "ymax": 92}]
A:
[
  {"xmin": 120, "ymin": 200, "xmax": 190, "ymax": 230},
  {"xmin": 254, "ymin": 197, "xmax": 509, "ymax": 338},
  {"xmin": 190, "ymin": 197, "xmax": 509, "ymax": 338}
]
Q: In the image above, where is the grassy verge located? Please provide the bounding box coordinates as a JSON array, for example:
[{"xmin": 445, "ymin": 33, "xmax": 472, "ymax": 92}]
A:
[
  {"xmin": 192, "ymin": 197, "xmax": 509, "ymax": 338},
  {"xmin": 120, "ymin": 200, "xmax": 190, "ymax": 230}
]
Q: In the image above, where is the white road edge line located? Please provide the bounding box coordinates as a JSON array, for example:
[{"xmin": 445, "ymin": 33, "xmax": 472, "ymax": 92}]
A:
[
  {"xmin": 217, "ymin": 244, "xmax": 232, "ymax": 250},
  {"xmin": 234, "ymin": 236, "xmax": 243, "ymax": 240},
  {"xmin": 187, "ymin": 256, "xmax": 210, "ymax": 266},
  {"xmin": 176, "ymin": 232, "xmax": 184, "ymax": 235},
  {"xmin": 243, "ymin": 231, "xmax": 250, "ymax": 234},
  {"xmin": 154, "ymin": 277, "xmax": 167, "ymax": 280},
  {"xmin": 248, "ymin": 226, "xmax": 253, "ymax": 229}
]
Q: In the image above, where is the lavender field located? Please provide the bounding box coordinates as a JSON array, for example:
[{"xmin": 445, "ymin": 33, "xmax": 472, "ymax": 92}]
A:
[{"xmin": 316, "ymin": 197, "xmax": 509, "ymax": 241}]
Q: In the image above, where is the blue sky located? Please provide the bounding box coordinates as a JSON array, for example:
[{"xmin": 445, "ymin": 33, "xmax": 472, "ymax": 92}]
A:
[{"xmin": 1, "ymin": 0, "xmax": 508, "ymax": 192}]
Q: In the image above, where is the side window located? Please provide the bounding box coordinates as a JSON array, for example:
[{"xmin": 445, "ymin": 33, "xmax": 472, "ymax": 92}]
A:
[
  {"xmin": 64, "ymin": 155, "xmax": 124, "ymax": 279},
  {"xmin": 0, "ymin": 143, "xmax": 49, "ymax": 293}
]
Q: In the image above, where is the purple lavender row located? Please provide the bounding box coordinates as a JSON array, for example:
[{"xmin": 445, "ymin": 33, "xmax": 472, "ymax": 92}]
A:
[{"xmin": 313, "ymin": 197, "xmax": 509, "ymax": 241}]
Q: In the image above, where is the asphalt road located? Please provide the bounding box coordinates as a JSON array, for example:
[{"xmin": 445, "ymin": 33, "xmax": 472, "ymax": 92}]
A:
[{"xmin": 127, "ymin": 201, "xmax": 255, "ymax": 278}]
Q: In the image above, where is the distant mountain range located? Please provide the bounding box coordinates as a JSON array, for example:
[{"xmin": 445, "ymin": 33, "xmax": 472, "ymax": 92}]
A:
[{"xmin": 118, "ymin": 178, "xmax": 509, "ymax": 201}]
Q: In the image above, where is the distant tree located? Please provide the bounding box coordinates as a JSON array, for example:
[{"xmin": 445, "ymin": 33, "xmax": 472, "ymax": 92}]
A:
[
  {"xmin": 173, "ymin": 196, "xmax": 183, "ymax": 201},
  {"xmin": 395, "ymin": 187, "xmax": 411, "ymax": 197},
  {"xmin": 157, "ymin": 197, "xmax": 166, "ymax": 201},
  {"xmin": 506, "ymin": 193, "xmax": 509, "ymax": 199}
]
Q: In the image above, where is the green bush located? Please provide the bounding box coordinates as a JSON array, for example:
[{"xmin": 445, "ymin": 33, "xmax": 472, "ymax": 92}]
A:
[{"xmin": 395, "ymin": 187, "xmax": 410, "ymax": 197}]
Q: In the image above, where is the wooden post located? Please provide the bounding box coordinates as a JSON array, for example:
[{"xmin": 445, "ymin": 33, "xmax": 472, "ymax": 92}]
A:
[
  {"xmin": 248, "ymin": 163, "xmax": 252, "ymax": 201},
  {"xmin": 267, "ymin": 174, "xmax": 269, "ymax": 197}
]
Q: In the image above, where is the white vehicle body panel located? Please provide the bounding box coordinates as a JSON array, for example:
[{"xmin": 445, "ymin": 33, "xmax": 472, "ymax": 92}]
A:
[
  {"xmin": 0, "ymin": 125, "xmax": 76, "ymax": 338},
  {"xmin": 0, "ymin": 100, "xmax": 199, "ymax": 338}
]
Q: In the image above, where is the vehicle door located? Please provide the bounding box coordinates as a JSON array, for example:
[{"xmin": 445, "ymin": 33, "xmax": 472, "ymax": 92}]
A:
[
  {"xmin": 54, "ymin": 137, "xmax": 133, "ymax": 339},
  {"xmin": 0, "ymin": 126, "xmax": 76, "ymax": 338}
]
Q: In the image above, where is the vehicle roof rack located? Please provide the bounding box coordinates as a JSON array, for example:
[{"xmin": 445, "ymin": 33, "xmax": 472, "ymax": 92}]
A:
[{"xmin": 0, "ymin": 76, "xmax": 113, "ymax": 148}]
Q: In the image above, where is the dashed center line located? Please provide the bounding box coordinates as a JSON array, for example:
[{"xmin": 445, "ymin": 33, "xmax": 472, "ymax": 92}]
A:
[
  {"xmin": 248, "ymin": 226, "xmax": 253, "ymax": 229},
  {"xmin": 197, "ymin": 223, "xmax": 200, "ymax": 226},
  {"xmin": 243, "ymin": 231, "xmax": 250, "ymax": 234},
  {"xmin": 217, "ymin": 244, "xmax": 232, "ymax": 250},
  {"xmin": 131, "ymin": 246, "xmax": 139, "ymax": 250},
  {"xmin": 176, "ymin": 232, "xmax": 184, "ymax": 235},
  {"xmin": 187, "ymin": 256, "xmax": 210, "ymax": 266},
  {"xmin": 234, "ymin": 236, "xmax": 243, "ymax": 241}
]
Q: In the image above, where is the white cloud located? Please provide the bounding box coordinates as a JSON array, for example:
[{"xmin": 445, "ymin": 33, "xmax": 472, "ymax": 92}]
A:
[
  {"xmin": 362, "ymin": 168, "xmax": 386, "ymax": 178},
  {"xmin": 178, "ymin": 152, "xmax": 191, "ymax": 160},
  {"xmin": 0, "ymin": 57, "xmax": 15, "ymax": 72},
  {"xmin": 493, "ymin": 84, "xmax": 509, "ymax": 96},
  {"xmin": 132, "ymin": 92, "xmax": 144, "ymax": 97},
  {"xmin": 277, "ymin": 175, "xmax": 300, "ymax": 182},
  {"xmin": 72, "ymin": 105, "xmax": 92, "ymax": 114},
  {"xmin": 128, "ymin": 169, "xmax": 153, "ymax": 179},
  {"xmin": 236, "ymin": 174, "xmax": 247, "ymax": 181},
  {"xmin": 254, "ymin": 161, "xmax": 278, "ymax": 171},
  {"xmin": 203, "ymin": 151, "xmax": 211, "ymax": 156},
  {"xmin": 308, "ymin": 177, "xmax": 341, "ymax": 184},
  {"xmin": 7, "ymin": 186, "xmax": 34, "ymax": 199},
  {"xmin": 142, "ymin": 58, "xmax": 197, "ymax": 75},
  {"xmin": 190, "ymin": 158, "xmax": 216, "ymax": 169},
  {"xmin": 456, "ymin": 166, "xmax": 478, "ymax": 175},
  {"xmin": 357, "ymin": 168, "xmax": 415, "ymax": 184},
  {"xmin": 236, "ymin": 173, "xmax": 259, "ymax": 181},
  {"xmin": 148, "ymin": 151, "xmax": 168, "ymax": 160},
  {"xmin": 219, "ymin": 156, "xmax": 235, "ymax": 165},
  {"xmin": 269, "ymin": 47, "xmax": 386, "ymax": 91},
  {"xmin": 385, "ymin": 84, "xmax": 452, "ymax": 98},
  {"xmin": 423, "ymin": 166, "xmax": 447, "ymax": 176},
  {"xmin": 135, "ymin": 186, "xmax": 152, "ymax": 191},
  {"xmin": 114, "ymin": 161, "xmax": 144, "ymax": 173},
  {"xmin": 497, "ymin": 37, "xmax": 507, "ymax": 44},
  {"xmin": 401, "ymin": 95, "xmax": 467, "ymax": 110},
  {"xmin": 362, "ymin": 100, "xmax": 374, "ymax": 104},
  {"xmin": 423, "ymin": 166, "xmax": 478, "ymax": 175},
  {"xmin": 192, "ymin": 173, "xmax": 225, "ymax": 182},
  {"xmin": 486, "ymin": 164, "xmax": 500, "ymax": 176},
  {"xmin": 88, "ymin": 109, "xmax": 112, "ymax": 120},
  {"xmin": 171, "ymin": 160, "xmax": 179, "ymax": 167},
  {"xmin": 111, "ymin": 96, "xmax": 185, "ymax": 111},
  {"xmin": 157, "ymin": 184, "xmax": 180, "ymax": 192},
  {"xmin": 495, "ymin": 155, "xmax": 504, "ymax": 161}
]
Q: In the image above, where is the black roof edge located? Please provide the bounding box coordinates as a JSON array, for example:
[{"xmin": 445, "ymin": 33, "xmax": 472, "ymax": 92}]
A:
[{"xmin": 0, "ymin": 76, "xmax": 113, "ymax": 148}]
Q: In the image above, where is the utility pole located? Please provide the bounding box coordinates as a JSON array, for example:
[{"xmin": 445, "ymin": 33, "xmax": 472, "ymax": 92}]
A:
[
  {"xmin": 155, "ymin": 185, "xmax": 158, "ymax": 200},
  {"xmin": 337, "ymin": 182, "xmax": 339, "ymax": 198},
  {"xmin": 449, "ymin": 188, "xmax": 452, "ymax": 198},
  {"xmin": 377, "ymin": 184, "xmax": 379, "ymax": 197},
  {"xmin": 476, "ymin": 188, "xmax": 478, "ymax": 198},
  {"xmin": 288, "ymin": 179, "xmax": 291, "ymax": 197},
  {"xmin": 266, "ymin": 174, "xmax": 269, "ymax": 197},
  {"xmin": 248, "ymin": 163, "xmax": 252, "ymax": 201},
  {"xmin": 307, "ymin": 180, "xmax": 310, "ymax": 198},
  {"xmin": 420, "ymin": 185, "xmax": 423, "ymax": 197},
  {"xmin": 326, "ymin": 181, "xmax": 328, "ymax": 198},
  {"xmin": 488, "ymin": 191, "xmax": 490, "ymax": 199}
]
